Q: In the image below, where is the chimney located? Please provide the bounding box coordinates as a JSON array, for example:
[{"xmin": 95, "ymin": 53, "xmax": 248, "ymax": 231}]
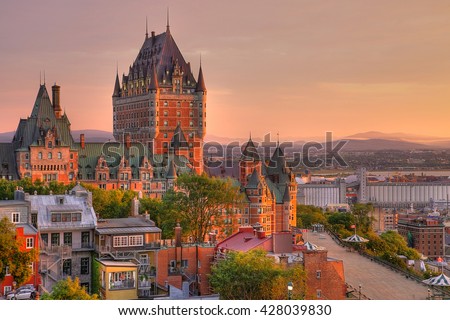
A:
[
  {"xmin": 52, "ymin": 84, "xmax": 63, "ymax": 118},
  {"xmin": 131, "ymin": 196, "xmax": 139, "ymax": 216},
  {"xmin": 125, "ymin": 133, "xmax": 131, "ymax": 149},
  {"xmin": 14, "ymin": 187, "xmax": 25, "ymax": 201},
  {"xmin": 175, "ymin": 223, "xmax": 182, "ymax": 247},
  {"xmin": 80, "ymin": 134, "xmax": 85, "ymax": 149},
  {"xmin": 257, "ymin": 230, "xmax": 266, "ymax": 239}
]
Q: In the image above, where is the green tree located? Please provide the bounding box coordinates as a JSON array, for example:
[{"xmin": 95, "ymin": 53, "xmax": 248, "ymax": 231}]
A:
[
  {"xmin": 351, "ymin": 203, "xmax": 374, "ymax": 233},
  {"xmin": 210, "ymin": 249, "xmax": 307, "ymax": 300},
  {"xmin": 296, "ymin": 204, "xmax": 327, "ymax": 228},
  {"xmin": 380, "ymin": 231, "xmax": 420, "ymax": 260},
  {"xmin": 40, "ymin": 277, "xmax": 98, "ymax": 300},
  {"xmin": 172, "ymin": 174, "xmax": 243, "ymax": 242},
  {"xmin": 0, "ymin": 217, "xmax": 37, "ymax": 285}
]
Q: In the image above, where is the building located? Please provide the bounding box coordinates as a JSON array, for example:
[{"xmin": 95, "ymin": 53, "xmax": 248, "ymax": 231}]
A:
[
  {"xmin": 157, "ymin": 224, "xmax": 215, "ymax": 297},
  {"xmin": 208, "ymin": 139, "xmax": 298, "ymax": 238},
  {"xmin": 397, "ymin": 214, "xmax": 445, "ymax": 259},
  {"xmin": 215, "ymin": 224, "xmax": 346, "ymax": 300},
  {"xmin": 112, "ymin": 21, "xmax": 206, "ymax": 173},
  {"xmin": 94, "ymin": 208, "xmax": 162, "ymax": 300},
  {"xmin": 31, "ymin": 184, "xmax": 97, "ymax": 293},
  {"xmin": 0, "ymin": 190, "xmax": 40, "ymax": 296}
]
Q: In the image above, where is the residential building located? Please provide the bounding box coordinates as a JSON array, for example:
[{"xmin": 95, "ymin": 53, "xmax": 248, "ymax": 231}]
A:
[
  {"xmin": 94, "ymin": 206, "xmax": 162, "ymax": 300},
  {"xmin": 31, "ymin": 184, "xmax": 97, "ymax": 293},
  {"xmin": 215, "ymin": 224, "xmax": 346, "ymax": 300},
  {"xmin": 0, "ymin": 189, "xmax": 40, "ymax": 295}
]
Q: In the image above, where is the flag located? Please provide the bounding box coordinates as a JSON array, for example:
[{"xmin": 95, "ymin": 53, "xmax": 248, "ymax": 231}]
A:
[{"xmin": 350, "ymin": 225, "xmax": 356, "ymax": 229}]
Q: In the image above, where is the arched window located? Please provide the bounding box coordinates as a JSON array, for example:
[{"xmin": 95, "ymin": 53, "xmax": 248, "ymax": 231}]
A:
[
  {"xmin": 38, "ymin": 152, "xmax": 42, "ymax": 159},
  {"xmin": 48, "ymin": 152, "xmax": 52, "ymax": 159}
]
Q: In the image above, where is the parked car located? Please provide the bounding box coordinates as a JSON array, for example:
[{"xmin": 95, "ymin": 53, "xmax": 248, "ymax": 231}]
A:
[
  {"xmin": 17, "ymin": 284, "xmax": 35, "ymax": 291},
  {"xmin": 6, "ymin": 288, "xmax": 36, "ymax": 300}
]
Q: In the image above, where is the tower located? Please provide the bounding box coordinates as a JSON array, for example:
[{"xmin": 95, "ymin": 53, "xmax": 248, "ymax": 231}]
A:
[{"xmin": 112, "ymin": 19, "xmax": 206, "ymax": 174}]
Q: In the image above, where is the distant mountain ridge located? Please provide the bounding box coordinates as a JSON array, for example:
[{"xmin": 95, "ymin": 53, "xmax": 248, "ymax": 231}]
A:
[
  {"xmin": 1, "ymin": 130, "xmax": 450, "ymax": 150},
  {"xmin": 0, "ymin": 130, "xmax": 114, "ymax": 143}
]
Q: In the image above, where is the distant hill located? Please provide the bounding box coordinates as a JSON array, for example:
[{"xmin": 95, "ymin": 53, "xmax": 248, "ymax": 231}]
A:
[
  {"xmin": 0, "ymin": 130, "xmax": 114, "ymax": 143},
  {"xmin": 338, "ymin": 139, "xmax": 437, "ymax": 151},
  {"xmin": 345, "ymin": 131, "xmax": 446, "ymax": 142}
]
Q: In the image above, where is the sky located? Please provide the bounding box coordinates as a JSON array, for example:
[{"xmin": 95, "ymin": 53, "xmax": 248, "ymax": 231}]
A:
[{"xmin": 1, "ymin": 0, "xmax": 450, "ymax": 141}]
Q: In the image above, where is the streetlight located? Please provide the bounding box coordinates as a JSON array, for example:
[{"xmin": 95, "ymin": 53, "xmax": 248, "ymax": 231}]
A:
[
  {"xmin": 427, "ymin": 288, "xmax": 431, "ymax": 300},
  {"xmin": 287, "ymin": 281, "xmax": 293, "ymax": 300},
  {"xmin": 358, "ymin": 284, "xmax": 362, "ymax": 300}
]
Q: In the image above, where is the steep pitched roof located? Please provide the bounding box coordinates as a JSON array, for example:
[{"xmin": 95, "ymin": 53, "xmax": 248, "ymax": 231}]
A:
[
  {"xmin": 0, "ymin": 143, "xmax": 19, "ymax": 179},
  {"xmin": 127, "ymin": 30, "xmax": 197, "ymax": 89},
  {"xmin": 241, "ymin": 137, "xmax": 260, "ymax": 161},
  {"xmin": 166, "ymin": 157, "xmax": 177, "ymax": 179},
  {"xmin": 12, "ymin": 84, "xmax": 75, "ymax": 151},
  {"xmin": 113, "ymin": 72, "xmax": 121, "ymax": 97},
  {"xmin": 246, "ymin": 169, "xmax": 262, "ymax": 188},
  {"xmin": 195, "ymin": 65, "xmax": 206, "ymax": 92}
]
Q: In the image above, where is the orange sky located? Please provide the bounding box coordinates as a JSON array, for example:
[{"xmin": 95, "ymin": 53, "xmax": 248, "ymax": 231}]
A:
[{"xmin": 1, "ymin": 0, "xmax": 450, "ymax": 141}]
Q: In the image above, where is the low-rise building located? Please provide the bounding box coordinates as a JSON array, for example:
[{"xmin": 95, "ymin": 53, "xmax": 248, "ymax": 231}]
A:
[
  {"xmin": 0, "ymin": 190, "xmax": 40, "ymax": 295},
  {"xmin": 31, "ymin": 184, "xmax": 97, "ymax": 293}
]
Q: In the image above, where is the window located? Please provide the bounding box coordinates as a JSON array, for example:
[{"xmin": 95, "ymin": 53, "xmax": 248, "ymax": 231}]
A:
[
  {"xmin": 82, "ymin": 232, "xmax": 90, "ymax": 247},
  {"xmin": 316, "ymin": 270, "xmax": 321, "ymax": 279},
  {"xmin": 26, "ymin": 238, "xmax": 34, "ymax": 249},
  {"xmin": 113, "ymin": 236, "xmax": 128, "ymax": 247},
  {"xmin": 38, "ymin": 152, "xmax": 42, "ymax": 159},
  {"xmin": 181, "ymin": 260, "xmax": 188, "ymax": 268},
  {"xmin": 51, "ymin": 233, "xmax": 60, "ymax": 246},
  {"xmin": 5, "ymin": 266, "xmax": 10, "ymax": 276},
  {"xmin": 317, "ymin": 289, "xmax": 322, "ymax": 298},
  {"xmin": 57, "ymin": 152, "xmax": 62, "ymax": 159},
  {"xmin": 63, "ymin": 259, "xmax": 72, "ymax": 276},
  {"xmin": 48, "ymin": 152, "xmax": 52, "ymax": 159},
  {"xmin": 64, "ymin": 232, "xmax": 72, "ymax": 246},
  {"xmin": 81, "ymin": 258, "xmax": 89, "ymax": 275},
  {"xmin": 41, "ymin": 233, "xmax": 48, "ymax": 246},
  {"xmin": 129, "ymin": 235, "xmax": 143, "ymax": 247},
  {"xmin": 3, "ymin": 286, "xmax": 12, "ymax": 295},
  {"xmin": 12, "ymin": 212, "xmax": 20, "ymax": 223}
]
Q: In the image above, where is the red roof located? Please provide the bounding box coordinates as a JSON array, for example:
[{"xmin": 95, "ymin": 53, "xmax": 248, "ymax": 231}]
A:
[{"xmin": 216, "ymin": 227, "xmax": 273, "ymax": 252}]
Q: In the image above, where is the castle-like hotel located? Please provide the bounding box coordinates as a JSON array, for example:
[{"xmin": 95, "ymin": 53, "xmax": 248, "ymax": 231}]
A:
[{"xmin": 0, "ymin": 21, "xmax": 297, "ymax": 237}]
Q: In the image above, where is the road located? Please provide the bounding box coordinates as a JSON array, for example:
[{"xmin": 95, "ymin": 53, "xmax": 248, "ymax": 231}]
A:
[{"xmin": 309, "ymin": 232, "xmax": 431, "ymax": 300}]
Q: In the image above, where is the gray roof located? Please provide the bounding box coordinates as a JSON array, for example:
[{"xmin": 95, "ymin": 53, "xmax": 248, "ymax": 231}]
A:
[
  {"xmin": 16, "ymin": 223, "xmax": 38, "ymax": 235},
  {"xmin": 29, "ymin": 194, "xmax": 97, "ymax": 231},
  {"xmin": 96, "ymin": 216, "xmax": 161, "ymax": 235},
  {"xmin": 12, "ymin": 85, "xmax": 76, "ymax": 151},
  {"xmin": 0, "ymin": 143, "xmax": 19, "ymax": 179}
]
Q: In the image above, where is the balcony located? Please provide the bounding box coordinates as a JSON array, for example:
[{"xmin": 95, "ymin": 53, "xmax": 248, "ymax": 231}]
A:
[{"xmin": 109, "ymin": 279, "xmax": 136, "ymax": 290}]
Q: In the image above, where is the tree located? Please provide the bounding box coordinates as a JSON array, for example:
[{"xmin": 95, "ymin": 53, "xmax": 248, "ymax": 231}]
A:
[
  {"xmin": 172, "ymin": 174, "xmax": 243, "ymax": 242},
  {"xmin": 351, "ymin": 203, "xmax": 374, "ymax": 233},
  {"xmin": 209, "ymin": 249, "xmax": 307, "ymax": 300},
  {"xmin": 0, "ymin": 217, "xmax": 37, "ymax": 285},
  {"xmin": 40, "ymin": 277, "xmax": 98, "ymax": 300},
  {"xmin": 296, "ymin": 204, "xmax": 327, "ymax": 228}
]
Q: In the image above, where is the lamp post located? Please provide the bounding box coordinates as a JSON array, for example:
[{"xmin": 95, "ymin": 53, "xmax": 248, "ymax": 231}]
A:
[
  {"xmin": 358, "ymin": 284, "xmax": 362, "ymax": 300},
  {"xmin": 427, "ymin": 288, "xmax": 431, "ymax": 300},
  {"xmin": 287, "ymin": 281, "xmax": 293, "ymax": 300}
]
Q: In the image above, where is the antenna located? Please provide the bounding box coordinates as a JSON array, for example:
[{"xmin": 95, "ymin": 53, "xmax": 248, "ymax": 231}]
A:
[{"xmin": 166, "ymin": 7, "xmax": 170, "ymax": 32}]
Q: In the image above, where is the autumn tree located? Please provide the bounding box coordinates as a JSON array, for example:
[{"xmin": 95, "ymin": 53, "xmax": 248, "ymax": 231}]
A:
[
  {"xmin": 40, "ymin": 277, "xmax": 98, "ymax": 300},
  {"xmin": 171, "ymin": 174, "xmax": 243, "ymax": 242},
  {"xmin": 210, "ymin": 249, "xmax": 307, "ymax": 300},
  {"xmin": 0, "ymin": 217, "xmax": 37, "ymax": 285}
]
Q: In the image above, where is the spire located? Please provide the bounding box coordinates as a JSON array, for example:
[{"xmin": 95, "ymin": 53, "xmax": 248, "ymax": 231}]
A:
[
  {"xmin": 195, "ymin": 58, "xmax": 207, "ymax": 93},
  {"xmin": 148, "ymin": 62, "xmax": 159, "ymax": 92},
  {"xmin": 166, "ymin": 157, "xmax": 177, "ymax": 179},
  {"xmin": 170, "ymin": 124, "xmax": 189, "ymax": 149},
  {"xmin": 113, "ymin": 68, "xmax": 121, "ymax": 97},
  {"xmin": 145, "ymin": 16, "xmax": 148, "ymax": 39},
  {"xmin": 241, "ymin": 136, "xmax": 260, "ymax": 161},
  {"xmin": 166, "ymin": 7, "xmax": 170, "ymax": 33}
]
